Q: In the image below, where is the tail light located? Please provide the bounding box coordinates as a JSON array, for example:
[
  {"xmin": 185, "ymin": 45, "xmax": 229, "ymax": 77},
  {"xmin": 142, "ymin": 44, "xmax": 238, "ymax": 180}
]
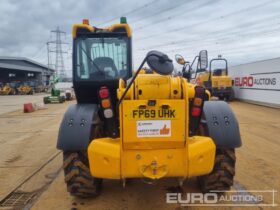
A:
[
  {"xmin": 101, "ymin": 99, "xmax": 111, "ymax": 108},
  {"xmin": 190, "ymin": 86, "xmax": 205, "ymax": 117},
  {"xmin": 98, "ymin": 86, "xmax": 113, "ymax": 119},
  {"xmin": 193, "ymin": 98, "xmax": 202, "ymax": 106},
  {"xmin": 191, "ymin": 107, "xmax": 201, "ymax": 117},
  {"xmin": 99, "ymin": 87, "xmax": 109, "ymax": 99},
  {"xmin": 189, "ymin": 86, "xmax": 206, "ymax": 135}
]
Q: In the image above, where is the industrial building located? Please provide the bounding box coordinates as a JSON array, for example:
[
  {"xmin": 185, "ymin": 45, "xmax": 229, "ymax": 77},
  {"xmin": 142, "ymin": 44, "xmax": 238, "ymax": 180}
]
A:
[
  {"xmin": 229, "ymin": 57, "xmax": 280, "ymax": 107},
  {"xmin": 0, "ymin": 56, "xmax": 55, "ymax": 86}
]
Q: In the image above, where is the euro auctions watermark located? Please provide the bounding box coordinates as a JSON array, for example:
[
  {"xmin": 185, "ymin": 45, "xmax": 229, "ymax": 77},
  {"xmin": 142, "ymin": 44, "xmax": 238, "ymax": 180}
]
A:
[{"xmin": 166, "ymin": 190, "xmax": 278, "ymax": 207}]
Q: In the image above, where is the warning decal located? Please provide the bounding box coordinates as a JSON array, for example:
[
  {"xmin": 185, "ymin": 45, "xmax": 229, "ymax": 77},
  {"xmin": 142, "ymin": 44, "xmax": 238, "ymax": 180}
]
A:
[{"xmin": 137, "ymin": 120, "xmax": 171, "ymax": 137}]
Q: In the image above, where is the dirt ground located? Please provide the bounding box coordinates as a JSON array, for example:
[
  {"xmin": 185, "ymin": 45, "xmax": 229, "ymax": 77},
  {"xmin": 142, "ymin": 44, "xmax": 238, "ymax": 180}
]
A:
[
  {"xmin": 0, "ymin": 97, "xmax": 279, "ymax": 210},
  {"xmin": 0, "ymin": 94, "xmax": 48, "ymax": 115}
]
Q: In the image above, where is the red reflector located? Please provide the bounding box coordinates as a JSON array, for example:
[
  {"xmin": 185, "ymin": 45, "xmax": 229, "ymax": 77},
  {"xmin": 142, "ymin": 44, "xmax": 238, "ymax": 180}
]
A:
[
  {"xmin": 99, "ymin": 87, "xmax": 109, "ymax": 98},
  {"xmin": 191, "ymin": 107, "xmax": 201, "ymax": 117}
]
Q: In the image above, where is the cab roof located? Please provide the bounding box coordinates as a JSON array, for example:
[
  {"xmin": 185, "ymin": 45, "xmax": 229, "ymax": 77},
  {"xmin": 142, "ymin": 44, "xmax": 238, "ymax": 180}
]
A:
[{"xmin": 72, "ymin": 18, "xmax": 132, "ymax": 38}]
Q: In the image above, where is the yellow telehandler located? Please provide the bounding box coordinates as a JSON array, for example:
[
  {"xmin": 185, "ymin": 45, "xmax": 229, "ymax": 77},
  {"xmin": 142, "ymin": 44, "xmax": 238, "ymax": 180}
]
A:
[{"xmin": 57, "ymin": 18, "xmax": 241, "ymax": 197}]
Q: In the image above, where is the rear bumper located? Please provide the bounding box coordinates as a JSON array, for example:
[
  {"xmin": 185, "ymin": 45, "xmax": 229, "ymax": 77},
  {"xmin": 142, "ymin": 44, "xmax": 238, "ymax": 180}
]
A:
[
  {"xmin": 88, "ymin": 136, "xmax": 216, "ymax": 179},
  {"xmin": 212, "ymin": 87, "xmax": 232, "ymax": 96}
]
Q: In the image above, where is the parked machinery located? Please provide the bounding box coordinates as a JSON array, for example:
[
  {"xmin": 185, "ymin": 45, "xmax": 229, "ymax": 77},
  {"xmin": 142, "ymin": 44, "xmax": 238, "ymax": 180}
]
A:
[
  {"xmin": 17, "ymin": 82, "xmax": 34, "ymax": 95},
  {"xmin": 208, "ymin": 56, "xmax": 234, "ymax": 100},
  {"xmin": 176, "ymin": 52, "xmax": 234, "ymax": 101},
  {"xmin": 43, "ymin": 76, "xmax": 65, "ymax": 104},
  {"xmin": 28, "ymin": 80, "xmax": 47, "ymax": 93},
  {"xmin": 0, "ymin": 83, "xmax": 17, "ymax": 95},
  {"xmin": 65, "ymin": 89, "xmax": 74, "ymax": 101},
  {"xmin": 57, "ymin": 18, "xmax": 241, "ymax": 198}
]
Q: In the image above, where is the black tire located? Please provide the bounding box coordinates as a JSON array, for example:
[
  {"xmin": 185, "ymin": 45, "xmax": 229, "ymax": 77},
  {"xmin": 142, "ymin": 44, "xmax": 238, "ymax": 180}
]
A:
[
  {"xmin": 43, "ymin": 97, "xmax": 49, "ymax": 104},
  {"xmin": 198, "ymin": 148, "xmax": 236, "ymax": 193},
  {"xmin": 197, "ymin": 117, "xmax": 236, "ymax": 193},
  {"xmin": 66, "ymin": 92, "xmax": 71, "ymax": 100},
  {"xmin": 63, "ymin": 151, "xmax": 102, "ymax": 198},
  {"xmin": 59, "ymin": 96, "xmax": 65, "ymax": 103},
  {"xmin": 228, "ymin": 88, "xmax": 235, "ymax": 101}
]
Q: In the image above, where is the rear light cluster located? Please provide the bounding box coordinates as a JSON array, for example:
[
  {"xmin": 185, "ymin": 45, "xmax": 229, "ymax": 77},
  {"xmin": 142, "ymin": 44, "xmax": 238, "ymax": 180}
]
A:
[
  {"xmin": 99, "ymin": 86, "xmax": 113, "ymax": 118},
  {"xmin": 191, "ymin": 86, "xmax": 205, "ymax": 117},
  {"xmin": 189, "ymin": 86, "xmax": 206, "ymax": 135}
]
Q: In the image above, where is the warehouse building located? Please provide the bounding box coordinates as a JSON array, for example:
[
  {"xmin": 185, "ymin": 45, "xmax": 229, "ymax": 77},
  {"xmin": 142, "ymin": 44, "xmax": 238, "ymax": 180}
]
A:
[
  {"xmin": 0, "ymin": 56, "xmax": 55, "ymax": 86},
  {"xmin": 229, "ymin": 57, "xmax": 280, "ymax": 107}
]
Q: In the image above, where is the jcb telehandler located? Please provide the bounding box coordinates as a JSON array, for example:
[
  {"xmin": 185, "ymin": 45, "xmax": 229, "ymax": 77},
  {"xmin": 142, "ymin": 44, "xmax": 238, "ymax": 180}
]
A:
[
  {"xmin": 57, "ymin": 18, "xmax": 241, "ymax": 198},
  {"xmin": 176, "ymin": 53, "xmax": 234, "ymax": 101}
]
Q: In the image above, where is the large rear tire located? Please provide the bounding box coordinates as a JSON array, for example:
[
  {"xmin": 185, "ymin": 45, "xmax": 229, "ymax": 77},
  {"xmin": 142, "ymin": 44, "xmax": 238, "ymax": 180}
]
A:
[
  {"xmin": 63, "ymin": 151, "xmax": 102, "ymax": 198},
  {"xmin": 197, "ymin": 116, "xmax": 236, "ymax": 193},
  {"xmin": 198, "ymin": 148, "xmax": 235, "ymax": 193}
]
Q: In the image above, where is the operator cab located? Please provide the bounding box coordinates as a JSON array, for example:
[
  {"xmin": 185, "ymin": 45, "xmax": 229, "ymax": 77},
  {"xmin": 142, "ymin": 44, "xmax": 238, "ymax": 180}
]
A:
[
  {"xmin": 72, "ymin": 18, "xmax": 133, "ymax": 103},
  {"xmin": 209, "ymin": 55, "xmax": 228, "ymax": 78},
  {"xmin": 175, "ymin": 50, "xmax": 208, "ymax": 82}
]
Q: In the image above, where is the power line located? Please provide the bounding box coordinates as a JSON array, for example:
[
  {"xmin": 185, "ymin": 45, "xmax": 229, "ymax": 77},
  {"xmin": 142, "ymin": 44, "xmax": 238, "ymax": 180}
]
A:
[
  {"xmin": 97, "ymin": 0, "xmax": 160, "ymax": 26},
  {"xmin": 31, "ymin": 43, "xmax": 46, "ymax": 59},
  {"xmin": 136, "ymin": 15, "xmax": 280, "ymax": 51},
  {"xmin": 133, "ymin": 0, "xmax": 213, "ymax": 32},
  {"xmin": 134, "ymin": 0, "xmax": 279, "ymax": 41},
  {"xmin": 156, "ymin": 31, "xmax": 280, "ymax": 57},
  {"xmin": 161, "ymin": 30, "xmax": 280, "ymax": 55},
  {"xmin": 132, "ymin": 0, "xmax": 199, "ymax": 30}
]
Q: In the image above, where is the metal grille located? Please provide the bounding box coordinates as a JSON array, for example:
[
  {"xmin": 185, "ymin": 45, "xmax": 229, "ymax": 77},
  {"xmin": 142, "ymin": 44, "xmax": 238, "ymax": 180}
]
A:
[{"xmin": 0, "ymin": 191, "xmax": 36, "ymax": 209}]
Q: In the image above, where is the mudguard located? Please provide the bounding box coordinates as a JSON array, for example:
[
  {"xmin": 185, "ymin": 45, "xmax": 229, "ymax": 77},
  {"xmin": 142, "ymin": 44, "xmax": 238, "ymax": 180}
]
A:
[
  {"xmin": 57, "ymin": 104, "xmax": 99, "ymax": 151},
  {"xmin": 202, "ymin": 101, "xmax": 242, "ymax": 148}
]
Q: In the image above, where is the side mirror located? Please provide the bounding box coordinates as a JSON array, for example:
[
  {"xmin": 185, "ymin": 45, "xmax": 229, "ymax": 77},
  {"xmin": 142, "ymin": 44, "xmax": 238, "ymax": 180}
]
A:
[
  {"xmin": 175, "ymin": 54, "xmax": 186, "ymax": 65},
  {"xmin": 146, "ymin": 50, "xmax": 173, "ymax": 75},
  {"xmin": 198, "ymin": 50, "xmax": 208, "ymax": 70}
]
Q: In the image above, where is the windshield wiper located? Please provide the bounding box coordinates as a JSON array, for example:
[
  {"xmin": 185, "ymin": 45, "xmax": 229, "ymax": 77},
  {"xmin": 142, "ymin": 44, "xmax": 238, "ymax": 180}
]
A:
[{"xmin": 79, "ymin": 46, "xmax": 103, "ymax": 74}]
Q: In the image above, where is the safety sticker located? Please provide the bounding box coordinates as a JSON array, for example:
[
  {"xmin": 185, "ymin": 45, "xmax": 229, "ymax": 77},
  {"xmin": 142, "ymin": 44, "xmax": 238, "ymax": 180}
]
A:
[{"xmin": 137, "ymin": 120, "xmax": 171, "ymax": 137}]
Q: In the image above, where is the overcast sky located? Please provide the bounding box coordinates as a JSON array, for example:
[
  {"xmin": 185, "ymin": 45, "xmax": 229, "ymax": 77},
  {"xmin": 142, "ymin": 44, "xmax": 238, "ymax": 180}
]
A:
[{"xmin": 0, "ymin": 0, "xmax": 280, "ymax": 74}]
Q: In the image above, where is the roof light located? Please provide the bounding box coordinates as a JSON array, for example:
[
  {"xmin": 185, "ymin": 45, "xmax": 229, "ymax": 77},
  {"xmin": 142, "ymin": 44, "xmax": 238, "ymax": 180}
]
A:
[
  {"xmin": 83, "ymin": 19, "xmax": 89, "ymax": 25},
  {"xmin": 120, "ymin": 17, "xmax": 127, "ymax": 24}
]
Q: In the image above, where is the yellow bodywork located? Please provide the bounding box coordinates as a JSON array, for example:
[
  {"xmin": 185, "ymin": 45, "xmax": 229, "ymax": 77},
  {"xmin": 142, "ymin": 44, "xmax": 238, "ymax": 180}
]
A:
[
  {"xmin": 211, "ymin": 76, "xmax": 232, "ymax": 88},
  {"xmin": 72, "ymin": 22, "xmax": 132, "ymax": 38},
  {"xmin": 88, "ymin": 74, "xmax": 216, "ymax": 180},
  {"xmin": 17, "ymin": 85, "xmax": 33, "ymax": 95},
  {"xmin": 196, "ymin": 71, "xmax": 232, "ymax": 88},
  {"xmin": 88, "ymin": 136, "xmax": 215, "ymax": 179},
  {"xmin": 0, "ymin": 85, "xmax": 15, "ymax": 95}
]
